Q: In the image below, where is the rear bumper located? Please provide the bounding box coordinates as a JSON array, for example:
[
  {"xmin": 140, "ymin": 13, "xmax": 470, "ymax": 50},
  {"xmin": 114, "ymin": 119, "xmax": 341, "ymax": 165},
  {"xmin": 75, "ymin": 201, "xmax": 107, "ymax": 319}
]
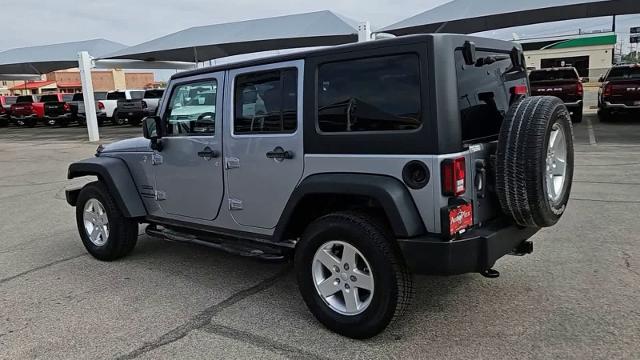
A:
[
  {"xmin": 397, "ymin": 221, "xmax": 540, "ymax": 275},
  {"xmin": 603, "ymin": 101, "xmax": 640, "ymax": 110},
  {"xmin": 44, "ymin": 113, "xmax": 72, "ymax": 120},
  {"xmin": 118, "ymin": 109, "xmax": 144, "ymax": 118},
  {"xmin": 564, "ymin": 100, "xmax": 583, "ymax": 108}
]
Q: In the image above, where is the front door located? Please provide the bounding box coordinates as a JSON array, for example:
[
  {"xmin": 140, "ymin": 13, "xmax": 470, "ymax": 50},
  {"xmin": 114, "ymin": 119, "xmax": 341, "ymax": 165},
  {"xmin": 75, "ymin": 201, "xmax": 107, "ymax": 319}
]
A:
[
  {"xmin": 154, "ymin": 74, "xmax": 224, "ymax": 221},
  {"xmin": 225, "ymin": 61, "xmax": 304, "ymax": 229}
]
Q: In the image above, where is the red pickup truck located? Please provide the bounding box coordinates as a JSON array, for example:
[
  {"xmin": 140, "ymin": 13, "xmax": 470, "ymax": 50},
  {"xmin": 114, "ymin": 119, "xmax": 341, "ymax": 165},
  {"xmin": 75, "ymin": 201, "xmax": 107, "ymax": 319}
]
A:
[
  {"xmin": 10, "ymin": 95, "xmax": 43, "ymax": 127},
  {"xmin": 529, "ymin": 67, "xmax": 584, "ymax": 123},
  {"xmin": 0, "ymin": 95, "xmax": 17, "ymax": 127},
  {"xmin": 598, "ymin": 64, "xmax": 640, "ymax": 121}
]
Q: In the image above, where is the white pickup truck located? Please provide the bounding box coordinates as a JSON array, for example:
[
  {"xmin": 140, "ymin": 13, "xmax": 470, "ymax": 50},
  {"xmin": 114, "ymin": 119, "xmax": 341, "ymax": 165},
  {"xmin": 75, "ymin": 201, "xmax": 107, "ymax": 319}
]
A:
[
  {"xmin": 117, "ymin": 89, "xmax": 165, "ymax": 126},
  {"xmin": 98, "ymin": 90, "xmax": 144, "ymax": 125}
]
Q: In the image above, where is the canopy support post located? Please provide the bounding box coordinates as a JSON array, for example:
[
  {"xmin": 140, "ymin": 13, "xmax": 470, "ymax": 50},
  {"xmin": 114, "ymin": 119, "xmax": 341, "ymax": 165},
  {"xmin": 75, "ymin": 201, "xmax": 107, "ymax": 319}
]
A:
[
  {"xmin": 358, "ymin": 21, "xmax": 372, "ymax": 42},
  {"xmin": 78, "ymin": 51, "xmax": 99, "ymax": 142}
]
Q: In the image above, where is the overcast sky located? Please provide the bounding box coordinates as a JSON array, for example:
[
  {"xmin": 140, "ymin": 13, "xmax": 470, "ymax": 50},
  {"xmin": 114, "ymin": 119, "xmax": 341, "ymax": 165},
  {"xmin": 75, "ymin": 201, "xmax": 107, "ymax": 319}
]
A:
[{"xmin": 2, "ymin": 1, "xmax": 638, "ymax": 80}]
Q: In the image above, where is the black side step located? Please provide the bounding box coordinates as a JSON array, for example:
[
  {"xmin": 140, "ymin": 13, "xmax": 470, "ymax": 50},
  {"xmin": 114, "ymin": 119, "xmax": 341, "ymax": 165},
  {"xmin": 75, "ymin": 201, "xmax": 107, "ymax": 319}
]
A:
[{"xmin": 145, "ymin": 225, "xmax": 288, "ymax": 261}]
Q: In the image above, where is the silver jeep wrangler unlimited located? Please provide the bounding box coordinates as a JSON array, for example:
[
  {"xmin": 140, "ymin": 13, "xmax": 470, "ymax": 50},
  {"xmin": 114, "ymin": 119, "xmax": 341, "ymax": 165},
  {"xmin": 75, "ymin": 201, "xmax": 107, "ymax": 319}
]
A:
[{"xmin": 66, "ymin": 34, "xmax": 574, "ymax": 339}]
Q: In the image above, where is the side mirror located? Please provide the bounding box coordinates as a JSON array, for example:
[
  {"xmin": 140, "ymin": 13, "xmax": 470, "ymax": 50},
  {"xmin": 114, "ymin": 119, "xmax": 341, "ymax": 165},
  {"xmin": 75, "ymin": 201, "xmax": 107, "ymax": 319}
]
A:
[{"xmin": 142, "ymin": 116, "xmax": 163, "ymax": 151}]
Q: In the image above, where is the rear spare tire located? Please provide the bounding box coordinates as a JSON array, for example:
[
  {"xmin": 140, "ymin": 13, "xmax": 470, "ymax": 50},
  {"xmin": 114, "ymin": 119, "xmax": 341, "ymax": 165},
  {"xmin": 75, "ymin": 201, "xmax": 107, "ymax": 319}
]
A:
[{"xmin": 496, "ymin": 96, "xmax": 574, "ymax": 228}]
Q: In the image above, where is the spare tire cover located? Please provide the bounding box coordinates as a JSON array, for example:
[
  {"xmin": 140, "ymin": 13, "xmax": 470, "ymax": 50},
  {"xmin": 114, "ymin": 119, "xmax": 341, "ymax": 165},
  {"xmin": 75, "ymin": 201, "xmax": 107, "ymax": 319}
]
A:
[{"xmin": 496, "ymin": 96, "xmax": 574, "ymax": 228}]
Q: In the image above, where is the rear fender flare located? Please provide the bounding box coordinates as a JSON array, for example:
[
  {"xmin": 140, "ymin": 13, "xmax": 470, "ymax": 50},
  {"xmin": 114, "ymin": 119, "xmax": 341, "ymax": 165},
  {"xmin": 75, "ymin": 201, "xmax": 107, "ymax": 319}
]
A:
[{"xmin": 274, "ymin": 173, "xmax": 426, "ymax": 242}]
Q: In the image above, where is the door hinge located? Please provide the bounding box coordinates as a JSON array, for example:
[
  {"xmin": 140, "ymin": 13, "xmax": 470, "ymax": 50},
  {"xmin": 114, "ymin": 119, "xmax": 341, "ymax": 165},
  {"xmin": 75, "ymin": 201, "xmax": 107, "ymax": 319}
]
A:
[
  {"xmin": 151, "ymin": 153, "xmax": 163, "ymax": 166},
  {"xmin": 155, "ymin": 190, "xmax": 167, "ymax": 201},
  {"xmin": 225, "ymin": 157, "xmax": 240, "ymax": 169},
  {"xmin": 229, "ymin": 199, "xmax": 243, "ymax": 210}
]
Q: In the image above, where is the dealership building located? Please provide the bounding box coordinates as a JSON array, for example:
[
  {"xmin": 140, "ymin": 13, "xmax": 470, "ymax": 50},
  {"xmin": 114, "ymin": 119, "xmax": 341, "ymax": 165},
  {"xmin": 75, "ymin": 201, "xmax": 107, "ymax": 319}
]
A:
[{"xmin": 521, "ymin": 32, "xmax": 616, "ymax": 81}]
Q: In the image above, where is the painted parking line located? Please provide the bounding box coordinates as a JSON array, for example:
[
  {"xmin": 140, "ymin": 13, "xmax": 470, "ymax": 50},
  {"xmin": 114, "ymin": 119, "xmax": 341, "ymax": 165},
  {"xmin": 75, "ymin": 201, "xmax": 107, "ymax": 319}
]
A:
[{"xmin": 584, "ymin": 117, "xmax": 597, "ymax": 145}]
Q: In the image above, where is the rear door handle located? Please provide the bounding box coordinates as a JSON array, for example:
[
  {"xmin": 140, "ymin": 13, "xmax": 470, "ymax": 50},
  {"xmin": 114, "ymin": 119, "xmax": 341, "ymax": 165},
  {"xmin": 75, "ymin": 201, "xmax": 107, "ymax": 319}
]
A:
[
  {"xmin": 266, "ymin": 147, "xmax": 294, "ymax": 160},
  {"xmin": 197, "ymin": 147, "xmax": 220, "ymax": 160}
]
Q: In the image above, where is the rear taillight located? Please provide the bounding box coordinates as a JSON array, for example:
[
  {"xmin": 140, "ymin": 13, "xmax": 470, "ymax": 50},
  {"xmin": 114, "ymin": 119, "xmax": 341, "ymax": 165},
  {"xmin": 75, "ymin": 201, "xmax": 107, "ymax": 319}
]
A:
[
  {"xmin": 97, "ymin": 101, "xmax": 105, "ymax": 110},
  {"xmin": 142, "ymin": 101, "xmax": 147, "ymax": 109},
  {"xmin": 577, "ymin": 82, "xmax": 584, "ymax": 97},
  {"xmin": 603, "ymin": 83, "xmax": 613, "ymax": 98},
  {"xmin": 63, "ymin": 103, "xmax": 70, "ymax": 111},
  {"xmin": 511, "ymin": 85, "xmax": 528, "ymax": 96},
  {"xmin": 442, "ymin": 157, "xmax": 466, "ymax": 197}
]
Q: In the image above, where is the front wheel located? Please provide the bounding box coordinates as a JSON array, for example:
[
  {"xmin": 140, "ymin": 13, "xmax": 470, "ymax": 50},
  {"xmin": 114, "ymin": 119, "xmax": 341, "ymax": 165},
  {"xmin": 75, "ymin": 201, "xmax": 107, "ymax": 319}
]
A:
[
  {"xmin": 295, "ymin": 212, "xmax": 413, "ymax": 339},
  {"xmin": 76, "ymin": 181, "xmax": 138, "ymax": 261}
]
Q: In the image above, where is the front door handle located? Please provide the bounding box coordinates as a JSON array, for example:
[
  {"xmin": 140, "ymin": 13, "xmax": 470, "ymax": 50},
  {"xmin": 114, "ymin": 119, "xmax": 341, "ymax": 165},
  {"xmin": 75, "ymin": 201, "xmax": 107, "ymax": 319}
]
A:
[
  {"xmin": 197, "ymin": 147, "xmax": 220, "ymax": 160},
  {"xmin": 266, "ymin": 147, "xmax": 294, "ymax": 160}
]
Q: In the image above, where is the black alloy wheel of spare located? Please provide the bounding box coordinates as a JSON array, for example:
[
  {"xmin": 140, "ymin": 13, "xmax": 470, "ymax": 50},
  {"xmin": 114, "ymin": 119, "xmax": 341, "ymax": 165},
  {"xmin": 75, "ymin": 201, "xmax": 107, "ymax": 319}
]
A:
[{"xmin": 496, "ymin": 96, "xmax": 574, "ymax": 228}]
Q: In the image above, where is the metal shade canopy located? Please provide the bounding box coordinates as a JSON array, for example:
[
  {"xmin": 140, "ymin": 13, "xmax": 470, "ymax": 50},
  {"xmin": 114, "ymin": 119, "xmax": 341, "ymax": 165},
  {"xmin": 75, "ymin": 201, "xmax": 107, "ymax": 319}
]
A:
[
  {"xmin": 380, "ymin": 0, "xmax": 640, "ymax": 35},
  {"xmin": 103, "ymin": 10, "xmax": 358, "ymax": 62},
  {"xmin": 0, "ymin": 39, "xmax": 126, "ymax": 74}
]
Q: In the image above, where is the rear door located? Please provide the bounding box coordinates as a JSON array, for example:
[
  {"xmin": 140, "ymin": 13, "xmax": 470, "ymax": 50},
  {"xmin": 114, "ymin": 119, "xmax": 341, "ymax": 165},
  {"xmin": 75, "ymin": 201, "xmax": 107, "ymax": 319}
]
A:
[
  {"xmin": 152, "ymin": 73, "xmax": 224, "ymax": 221},
  {"xmin": 224, "ymin": 60, "xmax": 304, "ymax": 229}
]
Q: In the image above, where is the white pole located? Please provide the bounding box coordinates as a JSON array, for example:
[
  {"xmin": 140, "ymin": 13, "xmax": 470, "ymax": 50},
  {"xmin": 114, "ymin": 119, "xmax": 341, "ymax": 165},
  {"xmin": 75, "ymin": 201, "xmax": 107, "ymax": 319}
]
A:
[
  {"xmin": 78, "ymin": 51, "xmax": 99, "ymax": 142},
  {"xmin": 358, "ymin": 21, "xmax": 372, "ymax": 42}
]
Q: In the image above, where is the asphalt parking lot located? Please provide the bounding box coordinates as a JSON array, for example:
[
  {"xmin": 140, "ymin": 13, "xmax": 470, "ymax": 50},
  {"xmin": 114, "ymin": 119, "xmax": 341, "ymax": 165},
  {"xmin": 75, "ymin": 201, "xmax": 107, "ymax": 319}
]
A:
[{"xmin": 1, "ymin": 110, "xmax": 639, "ymax": 359}]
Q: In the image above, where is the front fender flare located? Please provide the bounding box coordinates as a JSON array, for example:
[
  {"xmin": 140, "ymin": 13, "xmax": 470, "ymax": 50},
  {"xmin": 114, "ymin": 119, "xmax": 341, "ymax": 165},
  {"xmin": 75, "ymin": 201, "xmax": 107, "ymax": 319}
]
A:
[
  {"xmin": 67, "ymin": 156, "xmax": 147, "ymax": 218},
  {"xmin": 274, "ymin": 173, "xmax": 426, "ymax": 241}
]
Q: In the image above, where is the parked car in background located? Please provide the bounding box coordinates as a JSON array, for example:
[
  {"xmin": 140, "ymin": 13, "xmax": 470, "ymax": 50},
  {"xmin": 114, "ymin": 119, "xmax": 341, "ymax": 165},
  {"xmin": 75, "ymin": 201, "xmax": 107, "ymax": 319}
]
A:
[
  {"xmin": 117, "ymin": 89, "xmax": 165, "ymax": 126},
  {"xmin": 39, "ymin": 93, "xmax": 73, "ymax": 127},
  {"xmin": 0, "ymin": 95, "xmax": 18, "ymax": 127},
  {"xmin": 529, "ymin": 67, "xmax": 584, "ymax": 122},
  {"xmin": 70, "ymin": 92, "xmax": 108, "ymax": 126},
  {"xmin": 98, "ymin": 90, "xmax": 145, "ymax": 125},
  {"xmin": 598, "ymin": 64, "xmax": 640, "ymax": 122},
  {"xmin": 10, "ymin": 95, "xmax": 43, "ymax": 127}
]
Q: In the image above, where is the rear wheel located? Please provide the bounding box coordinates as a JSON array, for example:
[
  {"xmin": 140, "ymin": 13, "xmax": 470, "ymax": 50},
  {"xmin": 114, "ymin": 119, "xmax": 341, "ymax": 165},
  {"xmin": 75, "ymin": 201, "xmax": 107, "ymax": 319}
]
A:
[
  {"xmin": 496, "ymin": 96, "xmax": 574, "ymax": 228},
  {"xmin": 111, "ymin": 112, "xmax": 125, "ymax": 126},
  {"xmin": 295, "ymin": 212, "xmax": 413, "ymax": 339},
  {"xmin": 571, "ymin": 107, "xmax": 583, "ymax": 123},
  {"xmin": 76, "ymin": 181, "xmax": 138, "ymax": 261}
]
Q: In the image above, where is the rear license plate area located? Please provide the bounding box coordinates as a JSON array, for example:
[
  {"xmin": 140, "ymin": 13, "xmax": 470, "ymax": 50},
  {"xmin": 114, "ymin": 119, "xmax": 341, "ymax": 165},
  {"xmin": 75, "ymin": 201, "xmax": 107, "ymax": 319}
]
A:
[{"xmin": 442, "ymin": 202, "xmax": 473, "ymax": 237}]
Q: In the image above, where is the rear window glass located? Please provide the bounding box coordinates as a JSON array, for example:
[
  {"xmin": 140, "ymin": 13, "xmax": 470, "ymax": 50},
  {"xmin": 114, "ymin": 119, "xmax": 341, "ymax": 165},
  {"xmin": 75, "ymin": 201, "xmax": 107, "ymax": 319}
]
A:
[
  {"xmin": 16, "ymin": 96, "xmax": 33, "ymax": 103},
  {"xmin": 72, "ymin": 93, "xmax": 83, "ymax": 101},
  {"xmin": 131, "ymin": 91, "xmax": 145, "ymax": 99},
  {"xmin": 529, "ymin": 69, "xmax": 578, "ymax": 82},
  {"xmin": 144, "ymin": 89, "xmax": 164, "ymax": 99},
  {"xmin": 5, "ymin": 96, "xmax": 17, "ymax": 105},
  {"xmin": 40, "ymin": 95, "xmax": 59, "ymax": 102},
  {"xmin": 317, "ymin": 54, "xmax": 422, "ymax": 133},
  {"xmin": 63, "ymin": 94, "xmax": 74, "ymax": 102},
  {"xmin": 95, "ymin": 92, "xmax": 108, "ymax": 100},
  {"xmin": 606, "ymin": 66, "xmax": 640, "ymax": 80},
  {"xmin": 107, "ymin": 92, "xmax": 126, "ymax": 100}
]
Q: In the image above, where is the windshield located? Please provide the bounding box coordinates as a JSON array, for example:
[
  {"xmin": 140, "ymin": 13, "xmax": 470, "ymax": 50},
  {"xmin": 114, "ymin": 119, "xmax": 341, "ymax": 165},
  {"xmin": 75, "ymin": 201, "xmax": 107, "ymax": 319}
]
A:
[
  {"xmin": 144, "ymin": 89, "xmax": 164, "ymax": 99},
  {"xmin": 529, "ymin": 69, "xmax": 578, "ymax": 82},
  {"xmin": 107, "ymin": 92, "xmax": 126, "ymax": 100},
  {"xmin": 606, "ymin": 66, "xmax": 640, "ymax": 80}
]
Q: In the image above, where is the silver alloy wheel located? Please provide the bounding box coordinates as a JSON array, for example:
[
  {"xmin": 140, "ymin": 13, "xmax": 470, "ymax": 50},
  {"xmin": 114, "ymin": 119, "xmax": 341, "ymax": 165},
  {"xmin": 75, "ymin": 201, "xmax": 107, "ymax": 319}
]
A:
[
  {"xmin": 83, "ymin": 198, "xmax": 110, "ymax": 246},
  {"xmin": 546, "ymin": 123, "xmax": 568, "ymax": 203},
  {"xmin": 312, "ymin": 241, "xmax": 374, "ymax": 316}
]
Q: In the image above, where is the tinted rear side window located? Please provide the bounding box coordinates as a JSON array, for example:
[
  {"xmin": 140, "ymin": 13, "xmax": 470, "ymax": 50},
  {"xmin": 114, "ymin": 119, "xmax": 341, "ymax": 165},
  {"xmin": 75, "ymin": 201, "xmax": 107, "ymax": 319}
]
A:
[
  {"xmin": 95, "ymin": 92, "xmax": 108, "ymax": 100},
  {"xmin": 317, "ymin": 54, "xmax": 421, "ymax": 132},
  {"xmin": 131, "ymin": 91, "xmax": 145, "ymax": 99},
  {"xmin": 606, "ymin": 66, "xmax": 640, "ymax": 80},
  {"xmin": 234, "ymin": 68, "xmax": 298, "ymax": 134},
  {"xmin": 529, "ymin": 69, "xmax": 578, "ymax": 82},
  {"xmin": 6, "ymin": 97, "xmax": 17, "ymax": 105},
  {"xmin": 16, "ymin": 96, "xmax": 33, "ymax": 103},
  {"xmin": 107, "ymin": 92, "xmax": 126, "ymax": 100},
  {"xmin": 72, "ymin": 93, "xmax": 83, "ymax": 101},
  {"xmin": 63, "ymin": 94, "xmax": 74, "ymax": 102}
]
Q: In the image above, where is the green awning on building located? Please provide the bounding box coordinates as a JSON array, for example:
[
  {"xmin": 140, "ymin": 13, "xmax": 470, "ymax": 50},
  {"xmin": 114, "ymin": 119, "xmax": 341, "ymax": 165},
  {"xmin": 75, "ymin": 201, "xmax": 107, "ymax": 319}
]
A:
[{"xmin": 546, "ymin": 34, "xmax": 617, "ymax": 49}]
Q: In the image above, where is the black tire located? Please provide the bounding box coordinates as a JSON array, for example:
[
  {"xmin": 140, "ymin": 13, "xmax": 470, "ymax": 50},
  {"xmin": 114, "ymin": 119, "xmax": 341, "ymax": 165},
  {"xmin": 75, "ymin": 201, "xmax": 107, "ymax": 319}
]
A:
[
  {"xmin": 295, "ymin": 211, "xmax": 413, "ymax": 339},
  {"xmin": 26, "ymin": 119, "xmax": 37, "ymax": 128},
  {"xmin": 76, "ymin": 181, "xmax": 138, "ymax": 261},
  {"xmin": 571, "ymin": 107, "xmax": 583, "ymax": 123},
  {"xmin": 112, "ymin": 112, "xmax": 125, "ymax": 126},
  {"xmin": 598, "ymin": 108, "xmax": 612, "ymax": 122},
  {"xmin": 496, "ymin": 96, "xmax": 574, "ymax": 228}
]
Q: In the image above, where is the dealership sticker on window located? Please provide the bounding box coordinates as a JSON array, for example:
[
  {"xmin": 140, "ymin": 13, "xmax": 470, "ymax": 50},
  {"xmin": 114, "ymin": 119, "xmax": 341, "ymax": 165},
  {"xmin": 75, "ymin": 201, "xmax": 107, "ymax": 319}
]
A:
[{"xmin": 449, "ymin": 203, "xmax": 473, "ymax": 236}]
